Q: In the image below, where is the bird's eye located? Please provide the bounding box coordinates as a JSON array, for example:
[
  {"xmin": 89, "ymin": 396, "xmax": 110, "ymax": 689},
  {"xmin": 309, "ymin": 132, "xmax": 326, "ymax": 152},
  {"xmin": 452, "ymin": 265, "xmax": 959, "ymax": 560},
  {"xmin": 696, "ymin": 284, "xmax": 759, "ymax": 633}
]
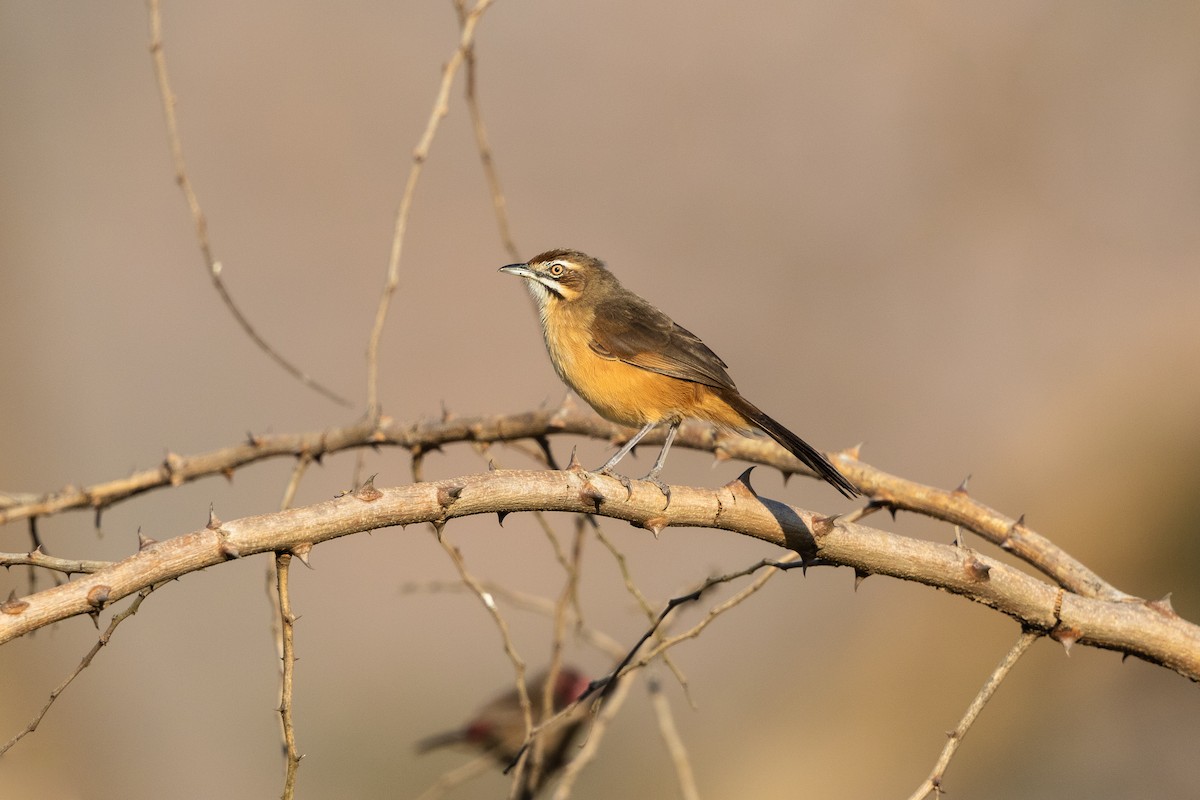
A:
[{"xmin": 547, "ymin": 262, "xmax": 565, "ymax": 278}]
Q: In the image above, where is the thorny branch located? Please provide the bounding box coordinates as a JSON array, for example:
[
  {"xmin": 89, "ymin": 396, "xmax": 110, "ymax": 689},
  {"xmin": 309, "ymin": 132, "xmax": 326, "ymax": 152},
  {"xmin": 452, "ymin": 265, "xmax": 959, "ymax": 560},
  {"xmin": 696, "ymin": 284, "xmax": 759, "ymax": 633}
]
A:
[
  {"xmin": 0, "ymin": 405, "xmax": 1123, "ymax": 604},
  {"xmin": 3, "ymin": 468, "xmax": 1194, "ymax": 678},
  {"xmin": 0, "ymin": 581, "xmax": 166, "ymax": 758},
  {"xmin": 364, "ymin": 0, "xmax": 497, "ymax": 417},
  {"xmin": 275, "ymin": 553, "xmax": 302, "ymax": 799},
  {"xmin": 145, "ymin": 0, "xmax": 348, "ymax": 407},
  {"xmin": 905, "ymin": 630, "xmax": 1042, "ymax": 800}
]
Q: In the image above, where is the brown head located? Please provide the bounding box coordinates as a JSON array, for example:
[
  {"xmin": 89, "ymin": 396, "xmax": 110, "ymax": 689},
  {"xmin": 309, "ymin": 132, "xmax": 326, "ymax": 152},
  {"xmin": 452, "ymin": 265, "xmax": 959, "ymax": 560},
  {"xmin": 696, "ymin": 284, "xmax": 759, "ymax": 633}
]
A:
[{"xmin": 498, "ymin": 249, "xmax": 616, "ymax": 309}]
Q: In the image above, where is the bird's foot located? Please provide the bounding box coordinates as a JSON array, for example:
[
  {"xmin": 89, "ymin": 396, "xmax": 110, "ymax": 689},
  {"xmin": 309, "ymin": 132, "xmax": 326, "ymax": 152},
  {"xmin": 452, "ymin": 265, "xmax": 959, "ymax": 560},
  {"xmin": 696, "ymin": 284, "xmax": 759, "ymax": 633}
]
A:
[
  {"xmin": 641, "ymin": 473, "xmax": 672, "ymax": 510},
  {"xmin": 597, "ymin": 467, "xmax": 633, "ymax": 499}
]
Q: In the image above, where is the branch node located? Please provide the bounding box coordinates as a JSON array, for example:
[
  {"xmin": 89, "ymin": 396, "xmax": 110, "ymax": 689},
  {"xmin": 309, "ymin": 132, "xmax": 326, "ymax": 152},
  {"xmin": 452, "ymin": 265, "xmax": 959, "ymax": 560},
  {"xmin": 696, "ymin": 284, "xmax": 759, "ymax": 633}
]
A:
[
  {"xmin": 1148, "ymin": 593, "xmax": 1176, "ymax": 617},
  {"xmin": 963, "ymin": 554, "xmax": 992, "ymax": 582},
  {"xmin": 162, "ymin": 450, "xmax": 185, "ymax": 486},
  {"xmin": 810, "ymin": 513, "xmax": 839, "ymax": 540},
  {"xmin": 638, "ymin": 515, "xmax": 670, "ymax": 539},
  {"xmin": 86, "ymin": 584, "xmax": 111, "ymax": 609},
  {"xmin": 1050, "ymin": 623, "xmax": 1082, "ymax": 653},
  {"xmin": 578, "ymin": 480, "xmax": 605, "ymax": 512},
  {"xmin": 291, "ymin": 542, "xmax": 314, "ymax": 569},
  {"xmin": 353, "ymin": 474, "xmax": 383, "ymax": 503},
  {"xmin": 437, "ymin": 483, "xmax": 465, "ymax": 508},
  {"xmin": 218, "ymin": 533, "xmax": 241, "ymax": 560},
  {"xmin": 2, "ymin": 590, "xmax": 30, "ymax": 616}
]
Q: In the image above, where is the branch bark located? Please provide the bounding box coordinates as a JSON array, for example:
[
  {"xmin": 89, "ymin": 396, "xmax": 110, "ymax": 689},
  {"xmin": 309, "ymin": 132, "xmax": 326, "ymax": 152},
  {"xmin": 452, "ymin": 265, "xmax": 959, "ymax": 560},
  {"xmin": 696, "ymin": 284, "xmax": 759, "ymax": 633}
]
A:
[{"xmin": 2, "ymin": 469, "xmax": 1197, "ymax": 681}]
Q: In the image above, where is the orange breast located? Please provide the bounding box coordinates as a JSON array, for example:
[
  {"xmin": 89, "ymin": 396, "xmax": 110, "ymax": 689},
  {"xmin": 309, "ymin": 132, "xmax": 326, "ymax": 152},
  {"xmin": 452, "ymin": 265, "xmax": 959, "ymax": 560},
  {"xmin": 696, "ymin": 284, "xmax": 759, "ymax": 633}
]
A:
[{"xmin": 542, "ymin": 305, "xmax": 748, "ymax": 431}]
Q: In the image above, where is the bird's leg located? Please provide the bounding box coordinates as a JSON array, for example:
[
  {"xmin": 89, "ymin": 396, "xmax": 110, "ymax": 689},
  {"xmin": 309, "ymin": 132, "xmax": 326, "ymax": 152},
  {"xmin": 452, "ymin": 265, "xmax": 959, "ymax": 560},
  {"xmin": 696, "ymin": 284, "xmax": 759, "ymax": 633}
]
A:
[
  {"xmin": 641, "ymin": 421, "xmax": 679, "ymax": 506},
  {"xmin": 597, "ymin": 421, "xmax": 658, "ymax": 496}
]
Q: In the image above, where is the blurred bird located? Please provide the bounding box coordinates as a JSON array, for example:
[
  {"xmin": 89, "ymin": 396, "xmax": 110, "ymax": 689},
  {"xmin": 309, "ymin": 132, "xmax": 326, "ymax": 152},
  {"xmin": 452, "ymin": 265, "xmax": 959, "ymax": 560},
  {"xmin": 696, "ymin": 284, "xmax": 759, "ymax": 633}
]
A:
[{"xmin": 417, "ymin": 666, "xmax": 593, "ymax": 798}]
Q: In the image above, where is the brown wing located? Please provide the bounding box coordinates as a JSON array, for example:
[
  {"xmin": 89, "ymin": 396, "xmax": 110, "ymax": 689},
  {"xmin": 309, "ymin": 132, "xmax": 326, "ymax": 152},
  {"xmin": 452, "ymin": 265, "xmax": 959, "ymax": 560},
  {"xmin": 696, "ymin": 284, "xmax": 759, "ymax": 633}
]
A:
[{"xmin": 589, "ymin": 293, "xmax": 737, "ymax": 391}]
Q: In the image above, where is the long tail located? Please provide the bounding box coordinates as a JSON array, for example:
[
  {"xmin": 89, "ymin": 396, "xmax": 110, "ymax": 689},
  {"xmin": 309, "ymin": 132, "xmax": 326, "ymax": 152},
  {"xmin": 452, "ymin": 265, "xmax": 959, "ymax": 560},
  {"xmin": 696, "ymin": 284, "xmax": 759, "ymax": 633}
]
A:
[{"xmin": 724, "ymin": 393, "xmax": 858, "ymax": 498}]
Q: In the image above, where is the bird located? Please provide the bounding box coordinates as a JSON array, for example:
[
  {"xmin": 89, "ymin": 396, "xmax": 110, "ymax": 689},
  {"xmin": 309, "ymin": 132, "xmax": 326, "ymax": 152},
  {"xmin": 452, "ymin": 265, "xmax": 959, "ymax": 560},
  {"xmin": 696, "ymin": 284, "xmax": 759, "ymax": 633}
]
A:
[
  {"xmin": 500, "ymin": 249, "xmax": 857, "ymax": 499},
  {"xmin": 416, "ymin": 666, "xmax": 593, "ymax": 799}
]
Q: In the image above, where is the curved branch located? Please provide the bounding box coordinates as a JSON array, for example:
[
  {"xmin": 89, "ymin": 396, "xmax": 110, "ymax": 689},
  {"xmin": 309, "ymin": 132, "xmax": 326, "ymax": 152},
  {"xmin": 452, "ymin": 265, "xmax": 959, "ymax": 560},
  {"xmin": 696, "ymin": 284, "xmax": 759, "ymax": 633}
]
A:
[
  {"xmin": 0, "ymin": 407, "xmax": 1127, "ymax": 603},
  {"xmin": 1, "ymin": 470, "xmax": 1196, "ymax": 681}
]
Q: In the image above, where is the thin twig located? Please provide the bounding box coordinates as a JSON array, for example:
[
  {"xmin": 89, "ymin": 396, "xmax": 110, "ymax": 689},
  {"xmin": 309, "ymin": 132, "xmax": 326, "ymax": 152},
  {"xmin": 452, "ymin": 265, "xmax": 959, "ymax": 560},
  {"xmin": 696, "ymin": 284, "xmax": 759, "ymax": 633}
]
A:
[
  {"xmin": 634, "ymin": 555, "xmax": 808, "ymax": 667},
  {"xmin": 648, "ymin": 677, "xmax": 700, "ymax": 800},
  {"xmin": 905, "ymin": 629, "xmax": 1041, "ymax": 800},
  {"xmin": 590, "ymin": 521, "xmax": 693, "ymax": 702},
  {"xmin": 0, "ymin": 581, "xmax": 165, "ymax": 757},
  {"xmin": 145, "ymin": 0, "xmax": 349, "ymax": 407},
  {"xmin": 269, "ymin": 454, "xmax": 310, "ymax": 798},
  {"xmin": 528, "ymin": 521, "xmax": 586, "ymax": 793},
  {"xmin": 275, "ymin": 552, "xmax": 302, "ymax": 798},
  {"xmin": 399, "ymin": 579, "xmax": 625, "ymax": 658},
  {"xmin": 454, "ymin": 0, "xmax": 520, "ymax": 261},
  {"xmin": 433, "ymin": 529, "xmax": 534, "ymax": 792},
  {"xmin": 550, "ymin": 669, "xmax": 635, "ymax": 800},
  {"xmin": 364, "ymin": 0, "xmax": 497, "ymax": 417},
  {"xmin": 0, "ymin": 550, "xmax": 112, "ymax": 574},
  {"xmin": 413, "ymin": 754, "xmax": 495, "ymax": 800}
]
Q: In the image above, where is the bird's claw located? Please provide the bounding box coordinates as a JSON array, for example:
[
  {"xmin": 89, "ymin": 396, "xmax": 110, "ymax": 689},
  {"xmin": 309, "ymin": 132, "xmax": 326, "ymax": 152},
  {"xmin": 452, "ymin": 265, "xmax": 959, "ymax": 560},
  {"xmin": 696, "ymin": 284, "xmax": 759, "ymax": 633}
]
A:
[
  {"xmin": 643, "ymin": 474, "xmax": 672, "ymax": 509},
  {"xmin": 598, "ymin": 467, "xmax": 634, "ymax": 499}
]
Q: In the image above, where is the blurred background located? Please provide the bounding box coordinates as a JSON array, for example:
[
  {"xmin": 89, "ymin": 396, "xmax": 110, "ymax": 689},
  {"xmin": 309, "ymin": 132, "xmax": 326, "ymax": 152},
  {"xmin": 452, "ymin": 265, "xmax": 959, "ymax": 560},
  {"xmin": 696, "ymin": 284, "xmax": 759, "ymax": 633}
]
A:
[{"xmin": 2, "ymin": 2, "xmax": 1199, "ymax": 798}]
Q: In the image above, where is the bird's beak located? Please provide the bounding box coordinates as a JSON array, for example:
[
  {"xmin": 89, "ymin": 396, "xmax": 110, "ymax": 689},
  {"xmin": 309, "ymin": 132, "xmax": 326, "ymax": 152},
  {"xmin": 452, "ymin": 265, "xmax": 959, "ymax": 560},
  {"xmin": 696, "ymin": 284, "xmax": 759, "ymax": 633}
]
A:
[{"xmin": 499, "ymin": 264, "xmax": 534, "ymax": 279}]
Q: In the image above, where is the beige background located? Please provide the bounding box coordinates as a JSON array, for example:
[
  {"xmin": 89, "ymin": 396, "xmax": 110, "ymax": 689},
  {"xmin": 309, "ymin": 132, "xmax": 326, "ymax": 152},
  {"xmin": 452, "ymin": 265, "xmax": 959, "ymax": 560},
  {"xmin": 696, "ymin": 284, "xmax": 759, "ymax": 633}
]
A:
[{"xmin": 2, "ymin": 2, "xmax": 1199, "ymax": 798}]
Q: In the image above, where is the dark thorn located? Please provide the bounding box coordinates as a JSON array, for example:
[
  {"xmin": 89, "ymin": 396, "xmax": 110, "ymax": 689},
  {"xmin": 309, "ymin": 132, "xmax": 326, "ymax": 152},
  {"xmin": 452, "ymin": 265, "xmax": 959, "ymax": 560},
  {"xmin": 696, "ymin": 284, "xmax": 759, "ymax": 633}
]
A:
[
  {"xmin": 430, "ymin": 519, "xmax": 446, "ymax": 540},
  {"xmin": 496, "ymin": 510, "xmax": 509, "ymax": 526},
  {"xmin": 535, "ymin": 435, "xmax": 561, "ymax": 470},
  {"xmin": 207, "ymin": 505, "xmax": 222, "ymax": 530},
  {"xmin": 566, "ymin": 446, "xmax": 582, "ymax": 471},
  {"xmin": 953, "ymin": 474, "xmax": 971, "ymax": 495},
  {"xmin": 853, "ymin": 569, "xmax": 869, "ymax": 591},
  {"xmin": 722, "ymin": 466, "xmax": 758, "ymax": 498},
  {"xmin": 578, "ymin": 481, "xmax": 604, "ymax": 512},
  {"xmin": 138, "ymin": 530, "xmax": 158, "ymax": 551}
]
